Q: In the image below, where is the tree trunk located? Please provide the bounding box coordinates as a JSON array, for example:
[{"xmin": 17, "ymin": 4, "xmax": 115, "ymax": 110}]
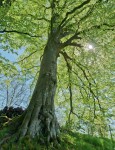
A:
[{"xmin": 16, "ymin": 35, "xmax": 60, "ymax": 143}]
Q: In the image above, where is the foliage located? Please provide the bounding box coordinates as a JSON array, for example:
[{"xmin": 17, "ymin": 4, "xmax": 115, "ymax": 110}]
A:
[{"xmin": 0, "ymin": 0, "xmax": 115, "ymax": 141}]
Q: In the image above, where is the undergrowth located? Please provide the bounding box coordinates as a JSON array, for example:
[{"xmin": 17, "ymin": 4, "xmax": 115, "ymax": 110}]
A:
[{"xmin": 0, "ymin": 127, "xmax": 114, "ymax": 150}]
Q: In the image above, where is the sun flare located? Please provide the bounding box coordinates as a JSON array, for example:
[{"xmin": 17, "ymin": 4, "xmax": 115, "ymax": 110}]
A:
[{"xmin": 88, "ymin": 44, "xmax": 93, "ymax": 49}]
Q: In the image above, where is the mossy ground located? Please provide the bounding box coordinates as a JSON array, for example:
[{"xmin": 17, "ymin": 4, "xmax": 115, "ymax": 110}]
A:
[{"xmin": 0, "ymin": 127, "xmax": 115, "ymax": 150}]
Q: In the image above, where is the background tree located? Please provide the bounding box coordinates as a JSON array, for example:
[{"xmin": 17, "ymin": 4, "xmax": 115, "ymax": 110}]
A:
[
  {"xmin": 0, "ymin": 0, "xmax": 115, "ymax": 144},
  {"xmin": 0, "ymin": 74, "xmax": 30, "ymax": 108}
]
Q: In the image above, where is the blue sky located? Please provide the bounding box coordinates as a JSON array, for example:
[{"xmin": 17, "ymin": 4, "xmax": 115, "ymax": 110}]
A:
[{"xmin": 0, "ymin": 47, "xmax": 25, "ymax": 62}]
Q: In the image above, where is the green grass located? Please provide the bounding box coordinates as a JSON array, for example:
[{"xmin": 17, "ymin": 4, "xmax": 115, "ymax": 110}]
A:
[
  {"xmin": 0, "ymin": 128, "xmax": 114, "ymax": 150},
  {"xmin": 61, "ymin": 130, "xmax": 115, "ymax": 150}
]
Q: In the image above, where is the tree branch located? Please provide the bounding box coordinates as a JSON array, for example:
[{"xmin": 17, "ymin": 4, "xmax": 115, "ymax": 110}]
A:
[
  {"xmin": 60, "ymin": 51, "xmax": 79, "ymax": 120},
  {"xmin": 59, "ymin": 0, "xmax": 91, "ymax": 28},
  {"xmin": 0, "ymin": 29, "xmax": 40, "ymax": 38},
  {"xmin": 14, "ymin": 50, "xmax": 38, "ymax": 64},
  {"xmin": 27, "ymin": 14, "xmax": 50, "ymax": 22},
  {"xmin": 60, "ymin": 52, "xmax": 103, "ymax": 117},
  {"xmin": 78, "ymin": 23, "xmax": 115, "ymax": 35},
  {"xmin": 60, "ymin": 33, "xmax": 82, "ymax": 49}
]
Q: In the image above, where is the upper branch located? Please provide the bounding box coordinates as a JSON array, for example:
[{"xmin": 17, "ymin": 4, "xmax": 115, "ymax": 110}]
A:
[
  {"xmin": 59, "ymin": 0, "xmax": 91, "ymax": 28},
  {"xmin": 0, "ymin": 29, "xmax": 40, "ymax": 38},
  {"xmin": 78, "ymin": 23, "xmax": 115, "ymax": 35},
  {"xmin": 27, "ymin": 14, "xmax": 50, "ymax": 23},
  {"xmin": 50, "ymin": 0, "xmax": 58, "ymax": 33}
]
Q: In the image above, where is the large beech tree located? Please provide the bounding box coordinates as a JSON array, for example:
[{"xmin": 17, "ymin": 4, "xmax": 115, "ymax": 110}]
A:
[{"xmin": 0, "ymin": 0, "xmax": 114, "ymax": 144}]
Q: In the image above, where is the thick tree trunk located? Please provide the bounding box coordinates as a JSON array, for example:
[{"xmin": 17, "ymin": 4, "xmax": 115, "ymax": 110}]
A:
[{"xmin": 17, "ymin": 36, "xmax": 60, "ymax": 143}]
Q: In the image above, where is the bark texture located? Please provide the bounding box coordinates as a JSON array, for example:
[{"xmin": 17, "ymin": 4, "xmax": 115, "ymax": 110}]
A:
[{"xmin": 16, "ymin": 35, "xmax": 60, "ymax": 143}]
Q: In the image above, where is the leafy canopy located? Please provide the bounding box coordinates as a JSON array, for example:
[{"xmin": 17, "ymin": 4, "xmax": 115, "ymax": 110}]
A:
[{"xmin": 0, "ymin": 0, "xmax": 115, "ymax": 137}]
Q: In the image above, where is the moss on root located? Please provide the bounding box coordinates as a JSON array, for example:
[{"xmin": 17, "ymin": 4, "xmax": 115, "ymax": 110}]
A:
[{"xmin": 0, "ymin": 126, "xmax": 115, "ymax": 150}]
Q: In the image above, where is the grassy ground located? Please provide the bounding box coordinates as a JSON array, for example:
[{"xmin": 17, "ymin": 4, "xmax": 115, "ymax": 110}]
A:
[{"xmin": 0, "ymin": 127, "xmax": 115, "ymax": 150}]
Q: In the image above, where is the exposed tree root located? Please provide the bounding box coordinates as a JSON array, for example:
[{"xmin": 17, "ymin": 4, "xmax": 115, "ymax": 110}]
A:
[
  {"xmin": 16, "ymin": 106, "xmax": 60, "ymax": 144},
  {"xmin": 0, "ymin": 106, "xmax": 60, "ymax": 148}
]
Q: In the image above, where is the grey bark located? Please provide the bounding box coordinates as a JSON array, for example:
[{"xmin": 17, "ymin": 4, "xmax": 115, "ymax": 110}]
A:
[{"xmin": 17, "ymin": 35, "xmax": 60, "ymax": 143}]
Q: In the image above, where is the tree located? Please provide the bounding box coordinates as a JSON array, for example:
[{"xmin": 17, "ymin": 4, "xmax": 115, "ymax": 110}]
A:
[
  {"xmin": 0, "ymin": 0, "xmax": 114, "ymax": 145},
  {"xmin": 0, "ymin": 75, "xmax": 30, "ymax": 108}
]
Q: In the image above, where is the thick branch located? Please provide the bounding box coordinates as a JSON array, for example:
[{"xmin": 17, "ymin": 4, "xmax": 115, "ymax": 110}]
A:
[
  {"xmin": 50, "ymin": 0, "xmax": 59, "ymax": 33},
  {"xmin": 60, "ymin": 33, "xmax": 82, "ymax": 49}
]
